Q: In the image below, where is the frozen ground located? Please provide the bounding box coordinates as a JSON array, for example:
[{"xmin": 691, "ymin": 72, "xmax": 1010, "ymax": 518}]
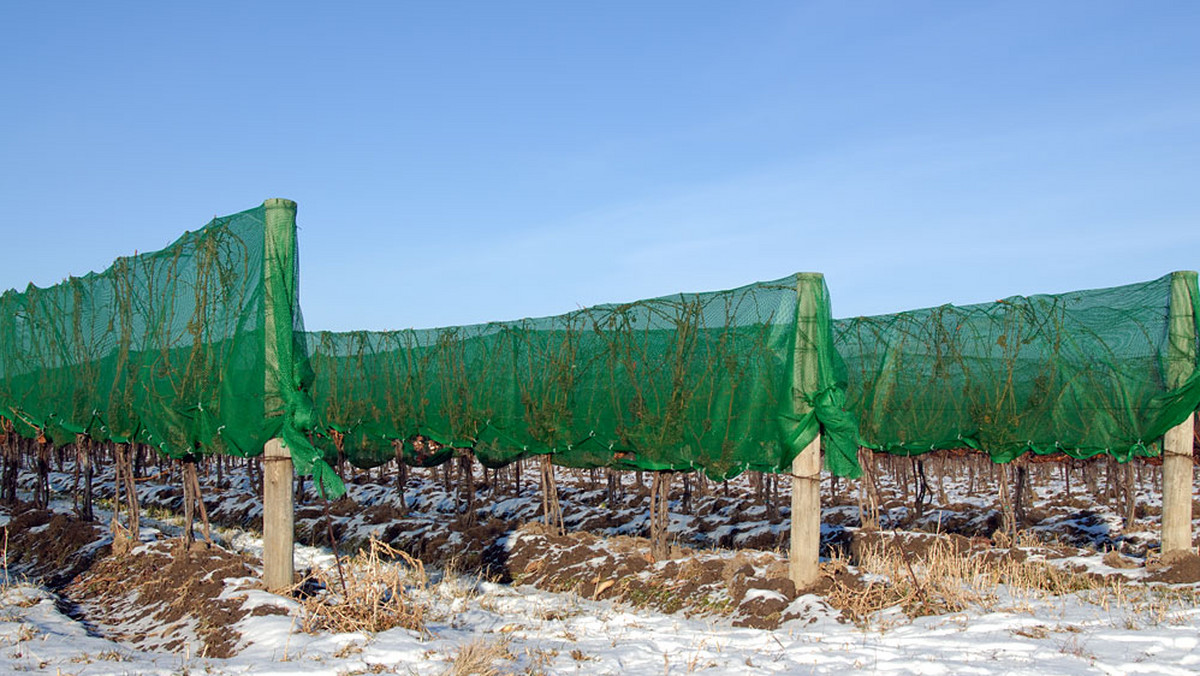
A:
[
  {"xmin": 3, "ymin": 548, "xmax": 1200, "ymax": 675},
  {"xmin": 2, "ymin": 456, "xmax": 1199, "ymax": 675}
]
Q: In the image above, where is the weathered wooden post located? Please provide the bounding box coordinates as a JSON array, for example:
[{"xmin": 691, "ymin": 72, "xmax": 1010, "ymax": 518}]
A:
[
  {"xmin": 790, "ymin": 436, "xmax": 821, "ymax": 587},
  {"xmin": 1162, "ymin": 271, "xmax": 1198, "ymax": 555},
  {"xmin": 262, "ymin": 198, "xmax": 297, "ymax": 591},
  {"xmin": 1162, "ymin": 417, "xmax": 1194, "ymax": 555},
  {"xmin": 790, "ymin": 273, "xmax": 824, "ymax": 589},
  {"xmin": 263, "ymin": 438, "xmax": 294, "ymax": 589}
]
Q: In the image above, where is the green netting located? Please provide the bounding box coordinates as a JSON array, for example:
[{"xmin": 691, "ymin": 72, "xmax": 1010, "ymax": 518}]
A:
[
  {"xmin": 304, "ymin": 273, "xmax": 860, "ymax": 480},
  {"xmin": 0, "ymin": 199, "xmax": 342, "ymax": 497},
  {"xmin": 11, "ymin": 196, "xmax": 1192, "ymax": 491},
  {"xmin": 834, "ymin": 271, "xmax": 1200, "ymax": 463}
]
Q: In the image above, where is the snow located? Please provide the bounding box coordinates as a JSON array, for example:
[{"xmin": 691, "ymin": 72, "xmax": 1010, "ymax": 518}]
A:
[
  {"xmin": 3, "ymin": 460, "xmax": 1199, "ymax": 674},
  {"xmin": 3, "ymin": 525, "xmax": 1200, "ymax": 675}
]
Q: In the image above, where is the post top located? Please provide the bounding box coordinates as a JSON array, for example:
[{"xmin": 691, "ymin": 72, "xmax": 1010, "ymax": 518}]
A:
[
  {"xmin": 264, "ymin": 438, "xmax": 290, "ymax": 458},
  {"xmin": 263, "ymin": 198, "xmax": 296, "ymax": 210}
]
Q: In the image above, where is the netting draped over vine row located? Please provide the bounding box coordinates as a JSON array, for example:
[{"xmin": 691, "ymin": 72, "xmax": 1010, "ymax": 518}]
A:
[
  {"xmin": 1, "ymin": 198, "xmax": 1198, "ymax": 492},
  {"xmin": 835, "ymin": 271, "xmax": 1200, "ymax": 463},
  {"xmin": 304, "ymin": 273, "xmax": 859, "ymax": 481},
  {"xmin": 0, "ymin": 200, "xmax": 339, "ymax": 496}
]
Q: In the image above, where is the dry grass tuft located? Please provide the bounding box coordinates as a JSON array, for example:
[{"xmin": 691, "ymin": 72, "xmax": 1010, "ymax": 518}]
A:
[
  {"xmin": 445, "ymin": 637, "xmax": 513, "ymax": 676},
  {"xmin": 0, "ymin": 527, "xmax": 35, "ymax": 618},
  {"xmin": 300, "ymin": 536, "xmax": 430, "ymax": 636},
  {"xmin": 1, "ymin": 525, "xmax": 14, "ymax": 590},
  {"xmin": 823, "ymin": 536, "xmax": 1177, "ymax": 629},
  {"xmin": 824, "ymin": 541, "xmax": 973, "ymax": 626}
]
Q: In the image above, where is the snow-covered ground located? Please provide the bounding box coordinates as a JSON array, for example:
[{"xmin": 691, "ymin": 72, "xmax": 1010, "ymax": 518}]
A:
[
  {"xmin": 2, "ymin": 456, "xmax": 1199, "ymax": 675},
  {"xmin": 4, "ymin": 547, "xmax": 1200, "ymax": 675}
]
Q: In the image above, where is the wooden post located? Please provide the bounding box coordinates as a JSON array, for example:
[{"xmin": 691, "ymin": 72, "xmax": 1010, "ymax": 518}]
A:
[
  {"xmin": 1162, "ymin": 415, "xmax": 1194, "ymax": 555},
  {"xmin": 790, "ymin": 273, "xmax": 826, "ymax": 589},
  {"xmin": 263, "ymin": 438, "xmax": 294, "ymax": 590},
  {"xmin": 262, "ymin": 198, "xmax": 298, "ymax": 590},
  {"xmin": 790, "ymin": 435, "xmax": 821, "ymax": 587},
  {"xmin": 1163, "ymin": 271, "xmax": 1199, "ymax": 556}
]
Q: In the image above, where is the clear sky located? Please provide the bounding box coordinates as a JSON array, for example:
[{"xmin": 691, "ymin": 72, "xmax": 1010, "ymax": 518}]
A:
[{"xmin": 2, "ymin": 2, "xmax": 1198, "ymax": 331}]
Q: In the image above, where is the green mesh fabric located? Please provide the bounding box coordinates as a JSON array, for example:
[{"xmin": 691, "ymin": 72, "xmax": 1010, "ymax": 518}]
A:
[
  {"xmin": 304, "ymin": 273, "xmax": 860, "ymax": 480},
  {"xmin": 0, "ymin": 200, "xmax": 342, "ymax": 497},
  {"xmin": 11, "ymin": 198, "xmax": 1192, "ymax": 489},
  {"xmin": 834, "ymin": 272, "xmax": 1200, "ymax": 462}
]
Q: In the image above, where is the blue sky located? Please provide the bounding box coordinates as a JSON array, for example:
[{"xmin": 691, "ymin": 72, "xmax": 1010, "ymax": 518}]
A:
[{"xmin": 2, "ymin": 2, "xmax": 1198, "ymax": 330}]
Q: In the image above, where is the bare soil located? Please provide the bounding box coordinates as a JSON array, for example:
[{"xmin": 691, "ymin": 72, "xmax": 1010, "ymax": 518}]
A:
[
  {"xmin": 65, "ymin": 539, "xmax": 265, "ymax": 658},
  {"xmin": 3, "ymin": 507, "xmax": 270, "ymax": 659},
  {"xmin": 4, "ymin": 451, "xmax": 1198, "ymax": 650},
  {"xmin": 1146, "ymin": 550, "xmax": 1200, "ymax": 583},
  {"xmin": 4, "ymin": 504, "xmax": 109, "ymax": 588}
]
